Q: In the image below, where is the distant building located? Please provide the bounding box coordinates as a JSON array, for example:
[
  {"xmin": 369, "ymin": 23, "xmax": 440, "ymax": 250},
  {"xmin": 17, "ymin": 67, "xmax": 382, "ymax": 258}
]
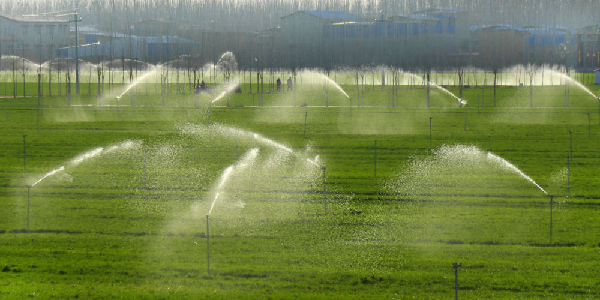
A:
[
  {"xmin": 471, "ymin": 24, "xmax": 576, "ymax": 68},
  {"xmin": 56, "ymin": 34, "xmax": 197, "ymax": 62},
  {"xmin": 577, "ymin": 24, "xmax": 600, "ymax": 69},
  {"xmin": 321, "ymin": 8, "xmax": 472, "ymax": 67},
  {"xmin": 279, "ymin": 10, "xmax": 359, "ymax": 68},
  {"xmin": 473, "ymin": 25, "xmax": 528, "ymax": 67},
  {"xmin": 0, "ymin": 14, "xmax": 70, "ymax": 62}
]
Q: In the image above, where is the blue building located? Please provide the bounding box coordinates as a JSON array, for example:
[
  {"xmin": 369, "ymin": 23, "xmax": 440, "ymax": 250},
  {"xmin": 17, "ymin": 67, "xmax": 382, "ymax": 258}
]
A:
[{"xmin": 56, "ymin": 26, "xmax": 197, "ymax": 62}]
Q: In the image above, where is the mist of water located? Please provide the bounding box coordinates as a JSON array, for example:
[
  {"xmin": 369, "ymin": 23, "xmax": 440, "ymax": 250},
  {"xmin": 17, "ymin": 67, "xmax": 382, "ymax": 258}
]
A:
[
  {"xmin": 115, "ymin": 67, "xmax": 158, "ymax": 100},
  {"xmin": 207, "ymin": 147, "xmax": 259, "ymax": 215},
  {"xmin": 391, "ymin": 145, "xmax": 547, "ymax": 197},
  {"xmin": 546, "ymin": 69, "xmax": 597, "ymax": 100},
  {"xmin": 211, "ymin": 80, "xmax": 240, "ymax": 104},
  {"xmin": 299, "ymin": 70, "xmax": 350, "ymax": 99},
  {"xmin": 179, "ymin": 123, "xmax": 320, "ymax": 167}
]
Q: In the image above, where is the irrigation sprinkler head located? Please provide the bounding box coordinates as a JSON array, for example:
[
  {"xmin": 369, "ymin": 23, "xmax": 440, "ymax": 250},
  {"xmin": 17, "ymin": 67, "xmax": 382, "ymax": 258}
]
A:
[
  {"xmin": 452, "ymin": 263, "xmax": 462, "ymax": 269},
  {"xmin": 115, "ymin": 96, "xmax": 121, "ymax": 100}
]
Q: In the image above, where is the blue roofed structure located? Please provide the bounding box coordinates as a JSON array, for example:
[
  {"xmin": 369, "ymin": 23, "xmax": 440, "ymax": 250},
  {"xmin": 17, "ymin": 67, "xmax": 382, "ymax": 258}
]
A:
[
  {"xmin": 279, "ymin": 10, "xmax": 360, "ymax": 67},
  {"xmin": 56, "ymin": 34, "xmax": 197, "ymax": 62}
]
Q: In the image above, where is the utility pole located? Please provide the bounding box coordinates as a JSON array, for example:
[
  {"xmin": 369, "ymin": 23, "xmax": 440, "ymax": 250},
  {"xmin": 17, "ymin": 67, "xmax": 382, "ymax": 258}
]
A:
[{"xmin": 58, "ymin": 10, "xmax": 81, "ymax": 95}]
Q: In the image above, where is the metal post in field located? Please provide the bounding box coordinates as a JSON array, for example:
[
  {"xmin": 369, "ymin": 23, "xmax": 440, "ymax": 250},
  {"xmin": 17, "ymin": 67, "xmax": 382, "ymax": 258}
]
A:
[
  {"xmin": 587, "ymin": 112, "xmax": 591, "ymax": 138},
  {"xmin": 549, "ymin": 195, "xmax": 554, "ymax": 245},
  {"xmin": 26, "ymin": 185, "xmax": 31, "ymax": 233},
  {"xmin": 464, "ymin": 109, "xmax": 467, "ymax": 131},
  {"xmin": 23, "ymin": 134, "xmax": 27, "ymax": 170},
  {"xmin": 322, "ymin": 166, "xmax": 327, "ymax": 215},
  {"xmin": 567, "ymin": 155, "xmax": 570, "ymax": 199},
  {"xmin": 569, "ymin": 130, "xmax": 572, "ymax": 198},
  {"xmin": 373, "ymin": 140, "xmax": 377, "ymax": 178},
  {"xmin": 303, "ymin": 111, "xmax": 307, "ymax": 139},
  {"xmin": 37, "ymin": 73, "xmax": 41, "ymax": 107},
  {"xmin": 429, "ymin": 116, "xmax": 432, "ymax": 150},
  {"xmin": 206, "ymin": 215, "xmax": 210, "ymax": 274},
  {"xmin": 453, "ymin": 263, "xmax": 461, "ymax": 300}
]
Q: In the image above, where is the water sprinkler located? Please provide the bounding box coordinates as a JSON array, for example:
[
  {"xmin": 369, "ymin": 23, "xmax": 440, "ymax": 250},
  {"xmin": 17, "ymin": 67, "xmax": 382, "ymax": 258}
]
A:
[
  {"xmin": 453, "ymin": 262, "xmax": 462, "ymax": 300},
  {"xmin": 206, "ymin": 214, "xmax": 210, "ymax": 274}
]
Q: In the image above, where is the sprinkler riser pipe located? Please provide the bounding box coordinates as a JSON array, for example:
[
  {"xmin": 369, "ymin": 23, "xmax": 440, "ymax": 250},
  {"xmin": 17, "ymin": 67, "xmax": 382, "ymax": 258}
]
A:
[
  {"xmin": 206, "ymin": 215, "xmax": 210, "ymax": 274},
  {"xmin": 322, "ymin": 166, "xmax": 327, "ymax": 215},
  {"xmin": 452, "ymin": 263, "xmax": 461, "ymax": 300},
  {"xmin": 303, "ymin": 112, "xmax": 307, "ymax": 139},
  {"xmin": 429, "ymin": 117, "xmax": 432, "ymax": 150},
  {"xmin": 22, "ymin": 135, "xmax": 27, "ymax": 170},
  {"xmin": 374, "ymin": 140, "xmax": 377, "ymax": 177},
  {"xmin": 549, "ymin": 195, "xmax": 553, "ymax": 245}
]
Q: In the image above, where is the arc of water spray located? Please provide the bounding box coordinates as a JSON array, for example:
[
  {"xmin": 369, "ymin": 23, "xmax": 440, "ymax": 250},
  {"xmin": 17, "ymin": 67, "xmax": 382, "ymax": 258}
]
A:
[
  {"xmin": 208, "ymin": 148, "xmax": 259, "ymax": 215},
  {"xmin": 28, "ymin": 140, "xmax": 140, "ymax": 188},
  {"xmin": 486, "ymin": 152, "xmax": 547, "ymax": 195},
  {"xmin": 252, "ymin": 132, "xmax": 320, "ymax": 167},
  {"xmin": 115, "ymin": 66, "xmax": 158, "ymax": 100},
  {"xmin": 180, "ymin": 123, "xmax": 320, "ymax": 168},
  {"xmin": 211, "ymin": 81, "xmax": 241, "ymax": 104},
  {"xmin": 31, "ymin": 166, "xmax": 65, "ymax": 187},
  {"xmin": 311, "ymin": 71, "xmax": 350, "ymax": 99},
  {"xmin": 547, "ymin": 70, "xmax": 598, "ymax": 100},
  {"xmin": 404, "ymin": 72, "xmax": 467, "ymax": 106}
]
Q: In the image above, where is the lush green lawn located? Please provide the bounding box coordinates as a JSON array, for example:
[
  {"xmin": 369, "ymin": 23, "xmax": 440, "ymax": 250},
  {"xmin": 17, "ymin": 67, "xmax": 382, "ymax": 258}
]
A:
[{"xmin": 1, "ymin": 80, "xmax": 600, "ymax": 298}]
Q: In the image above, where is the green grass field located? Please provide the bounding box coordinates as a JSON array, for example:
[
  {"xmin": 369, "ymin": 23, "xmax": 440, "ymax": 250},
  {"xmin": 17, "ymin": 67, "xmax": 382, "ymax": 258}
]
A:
[{"xmin": 1, "ymin": 78, "xmax": 600, "ymax": 298}]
